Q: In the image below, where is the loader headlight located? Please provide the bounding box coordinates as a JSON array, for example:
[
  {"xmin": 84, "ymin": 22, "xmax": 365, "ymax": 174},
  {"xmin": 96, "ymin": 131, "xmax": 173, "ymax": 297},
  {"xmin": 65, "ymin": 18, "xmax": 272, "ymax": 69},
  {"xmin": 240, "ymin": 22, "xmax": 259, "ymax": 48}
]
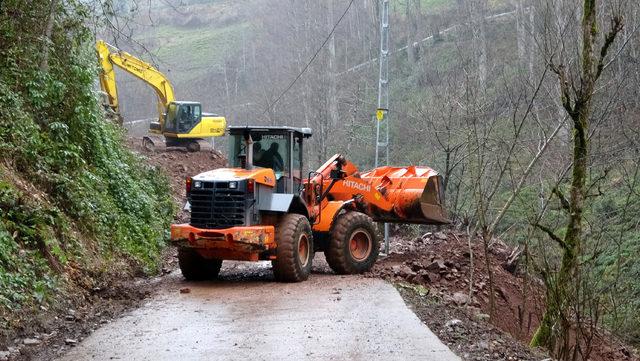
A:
[
  {"xmin": 229, "ymin": 181, "xmax": 238, "ymax": 189},
  {"xmin": 193, "ymin": 181, "xmax": 202, "ymax": 189}
]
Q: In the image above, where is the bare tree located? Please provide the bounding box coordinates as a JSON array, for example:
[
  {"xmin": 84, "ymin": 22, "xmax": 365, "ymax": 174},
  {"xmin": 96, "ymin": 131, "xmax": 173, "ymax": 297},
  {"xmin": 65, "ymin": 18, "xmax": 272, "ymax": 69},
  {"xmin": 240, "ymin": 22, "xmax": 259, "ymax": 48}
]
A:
[{"xmin": 529, "ymin": 1, "xmax": 624, "ymax": 358}]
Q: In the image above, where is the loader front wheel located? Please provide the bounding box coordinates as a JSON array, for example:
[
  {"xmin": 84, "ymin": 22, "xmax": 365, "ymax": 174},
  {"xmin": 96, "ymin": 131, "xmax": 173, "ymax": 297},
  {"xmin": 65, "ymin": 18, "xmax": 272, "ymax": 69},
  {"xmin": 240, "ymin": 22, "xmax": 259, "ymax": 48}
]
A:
[
  {"xmin": 178, "ymin": 247, "xmax": 222, "ymax": 281},
  {"xmin": 326, "ymin": 212, "xmax": 380, "ymax": 275},
  {"xmin": 272, "ymin": 214, "xmax": 314, "ymax": 282}
]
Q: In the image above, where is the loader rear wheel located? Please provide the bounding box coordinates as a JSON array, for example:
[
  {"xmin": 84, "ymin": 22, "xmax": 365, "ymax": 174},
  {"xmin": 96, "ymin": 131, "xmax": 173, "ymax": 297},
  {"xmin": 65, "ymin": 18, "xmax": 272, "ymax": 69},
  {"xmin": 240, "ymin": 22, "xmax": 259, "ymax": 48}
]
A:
[
  {"xmin": 178, "ymin": 247, "xmax": 222, "ymax": 281},
  {"xmin": 326, "ymin": 212, "xmax": 380, "ymax": 275},
  {"xmin": 272, "ymin": 214, "xmax": 314, "ymax": 282}
]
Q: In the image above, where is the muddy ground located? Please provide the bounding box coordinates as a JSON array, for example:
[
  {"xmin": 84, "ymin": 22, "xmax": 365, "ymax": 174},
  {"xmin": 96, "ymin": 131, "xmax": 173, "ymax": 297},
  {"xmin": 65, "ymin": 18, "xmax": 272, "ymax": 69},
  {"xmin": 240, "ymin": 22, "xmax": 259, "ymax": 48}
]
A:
[{"xmin": 55, "ymin": 256, "xmax": 460, "ymax": 361}]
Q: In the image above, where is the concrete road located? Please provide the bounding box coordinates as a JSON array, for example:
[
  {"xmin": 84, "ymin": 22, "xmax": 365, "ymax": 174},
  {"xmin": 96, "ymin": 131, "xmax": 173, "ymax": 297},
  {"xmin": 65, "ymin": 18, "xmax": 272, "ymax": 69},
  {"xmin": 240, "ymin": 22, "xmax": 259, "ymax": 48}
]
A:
[{"xmin": 58, "ymin": 260, "xmax": 459, "ymax": 361}]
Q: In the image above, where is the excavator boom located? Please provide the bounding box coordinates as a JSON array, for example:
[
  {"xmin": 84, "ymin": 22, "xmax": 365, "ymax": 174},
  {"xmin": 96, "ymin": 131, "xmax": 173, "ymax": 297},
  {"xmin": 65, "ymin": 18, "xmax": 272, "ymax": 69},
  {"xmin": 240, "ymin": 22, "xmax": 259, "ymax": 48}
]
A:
[{"xmin": 96, "ymin": 40, "xmax": 176, "ymax": 128}]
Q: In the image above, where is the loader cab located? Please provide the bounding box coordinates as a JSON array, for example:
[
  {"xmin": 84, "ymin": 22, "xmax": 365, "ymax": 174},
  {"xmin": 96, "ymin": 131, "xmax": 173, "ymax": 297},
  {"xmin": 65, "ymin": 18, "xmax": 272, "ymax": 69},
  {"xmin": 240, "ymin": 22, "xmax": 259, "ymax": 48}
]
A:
[
  {"xmin": 163, "ymin": 101, "xmax": 202, "ymax": 134},
  {"xmin": 228, "ymin": 126, "xmax": 312, "ymax": 194}
]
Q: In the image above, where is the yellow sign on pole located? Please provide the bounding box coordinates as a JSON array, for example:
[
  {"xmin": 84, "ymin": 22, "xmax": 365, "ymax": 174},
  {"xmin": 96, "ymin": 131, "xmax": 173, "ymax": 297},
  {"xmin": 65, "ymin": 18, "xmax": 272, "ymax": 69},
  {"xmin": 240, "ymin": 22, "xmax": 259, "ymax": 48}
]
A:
[{"xmin": 376, "ymin": 108, "xmax": 387, "ymax": 121}]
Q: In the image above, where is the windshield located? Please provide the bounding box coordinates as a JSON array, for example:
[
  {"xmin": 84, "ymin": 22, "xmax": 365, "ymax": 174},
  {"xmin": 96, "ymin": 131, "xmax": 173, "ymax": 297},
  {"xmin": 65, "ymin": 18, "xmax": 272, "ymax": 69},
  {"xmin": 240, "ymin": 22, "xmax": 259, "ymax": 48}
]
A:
[
  {"xmin": 229, "ymin": 132, "xmax": 290, "ymax": 179},
  {"xmin": 164, "ymin": 103, "xmax": 201, "ymax": 133}
]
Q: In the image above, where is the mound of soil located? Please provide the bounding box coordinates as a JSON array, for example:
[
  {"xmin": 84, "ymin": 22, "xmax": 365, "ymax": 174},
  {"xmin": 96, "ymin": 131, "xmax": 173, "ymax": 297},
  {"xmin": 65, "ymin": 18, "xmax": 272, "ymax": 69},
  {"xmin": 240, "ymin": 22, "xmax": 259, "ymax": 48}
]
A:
[
  {"xmin": 367, "ymin": 232, "xmax": 639, "ymax": 361},
  {"xmin": 126, "ymin": 138, "xmax": 227, "ymax": 222}
]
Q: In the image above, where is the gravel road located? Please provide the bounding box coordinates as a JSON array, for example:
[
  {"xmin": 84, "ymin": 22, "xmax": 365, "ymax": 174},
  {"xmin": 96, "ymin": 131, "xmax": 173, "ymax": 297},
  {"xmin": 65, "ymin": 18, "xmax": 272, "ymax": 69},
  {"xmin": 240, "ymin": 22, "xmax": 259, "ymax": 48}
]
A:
[{"xmin": 57, "ymin": 258, "xmax": 459, "ymax": 361}]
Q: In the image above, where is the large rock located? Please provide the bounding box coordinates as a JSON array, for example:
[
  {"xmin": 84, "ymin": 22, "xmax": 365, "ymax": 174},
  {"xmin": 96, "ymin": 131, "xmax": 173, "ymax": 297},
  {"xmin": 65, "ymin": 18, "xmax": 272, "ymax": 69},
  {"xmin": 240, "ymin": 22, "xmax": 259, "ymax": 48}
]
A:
[
  {"xmin": 426, "ymin": 259, "xmax": 446, "ymax": 272},
  {"xmin": 391, "ymin": 265, "xmax": 415, "ymax": 278},
  {"xmin": 451, "ymin": 291, "xmax": 470, "ymax": 306}
]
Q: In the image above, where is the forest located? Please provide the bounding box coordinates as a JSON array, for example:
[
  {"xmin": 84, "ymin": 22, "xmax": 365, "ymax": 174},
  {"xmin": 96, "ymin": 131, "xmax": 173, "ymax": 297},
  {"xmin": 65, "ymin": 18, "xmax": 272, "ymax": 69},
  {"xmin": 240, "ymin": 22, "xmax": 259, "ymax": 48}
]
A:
[{"xmin": 0, "ymin": 0, "xmax": 639, "ymax": 360}]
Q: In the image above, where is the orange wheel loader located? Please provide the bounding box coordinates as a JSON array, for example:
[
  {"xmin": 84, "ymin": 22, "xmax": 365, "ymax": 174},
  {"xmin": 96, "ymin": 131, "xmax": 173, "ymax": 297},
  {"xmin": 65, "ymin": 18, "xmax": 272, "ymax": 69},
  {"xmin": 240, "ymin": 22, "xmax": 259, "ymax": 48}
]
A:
[{"xmin": 170, "ymin": 126, "xmax": 450, "ymax": 282}]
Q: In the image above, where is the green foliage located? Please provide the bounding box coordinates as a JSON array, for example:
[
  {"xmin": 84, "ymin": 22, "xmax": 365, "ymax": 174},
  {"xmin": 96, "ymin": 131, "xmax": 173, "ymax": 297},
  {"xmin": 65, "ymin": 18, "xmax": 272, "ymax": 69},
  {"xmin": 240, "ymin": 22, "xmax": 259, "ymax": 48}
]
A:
[
  {"xmin": 0, "ymin": 0, "xmax": 174, "ymax": 323},
  {"xmin": 0, "ymin": 181, "xmax": 62, "ymax": 311},
  {"xmin": 142, "ymin": 21, "xmax": 249, "ymax": 82}
]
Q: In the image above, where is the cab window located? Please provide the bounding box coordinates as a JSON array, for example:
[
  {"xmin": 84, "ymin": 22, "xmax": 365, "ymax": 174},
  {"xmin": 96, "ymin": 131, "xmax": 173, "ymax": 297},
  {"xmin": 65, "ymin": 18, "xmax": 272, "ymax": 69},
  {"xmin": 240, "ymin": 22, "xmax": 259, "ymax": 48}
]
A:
[
  {"xmin": 177, "ymin": 104, "xmax": 201, "ymax": 133},
  {"xmin": 164, "ymin": 103, "xmax": 178, "ymax": 132},
  {"xmin": 292, "ymin": 135, "xmax": 302, "ymax": 186},
  {"xmin": 229, "ymin": 132, "xmax": 290, "ymax": 178}
]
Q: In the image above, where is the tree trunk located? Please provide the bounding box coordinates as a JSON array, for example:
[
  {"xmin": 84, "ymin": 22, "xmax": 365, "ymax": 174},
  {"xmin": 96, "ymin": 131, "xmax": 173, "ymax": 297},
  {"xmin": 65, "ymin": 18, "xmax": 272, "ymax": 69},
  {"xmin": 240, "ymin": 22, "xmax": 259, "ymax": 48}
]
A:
[
  {"xmin": 530, "ymin": 1, "xmax": 622, "ymax": 354},
  {"xmin": 40, "ymin": 0, "xmax": 57, "ymax": 72},
  {"xmin": 406, "ymin": 0, "xmax": 419, "ymax": 65},
  {"xmin": 327, "ymin": 0, "xmax": 339, "ymax": 132}
]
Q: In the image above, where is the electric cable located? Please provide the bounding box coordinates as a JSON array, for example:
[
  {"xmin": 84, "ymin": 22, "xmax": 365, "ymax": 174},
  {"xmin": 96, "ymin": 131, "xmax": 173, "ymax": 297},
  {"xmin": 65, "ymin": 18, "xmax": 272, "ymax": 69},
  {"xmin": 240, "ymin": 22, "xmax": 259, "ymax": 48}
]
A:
[{"xmin": 262, "ymin": 0, "xmax": 356, "ymax": 115}]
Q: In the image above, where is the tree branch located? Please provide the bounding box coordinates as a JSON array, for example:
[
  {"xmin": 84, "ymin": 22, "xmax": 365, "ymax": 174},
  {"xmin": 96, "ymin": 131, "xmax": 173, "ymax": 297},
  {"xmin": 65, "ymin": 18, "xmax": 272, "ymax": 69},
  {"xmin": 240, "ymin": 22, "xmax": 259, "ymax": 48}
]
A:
[
  {"xmin": 552, "ymin": 187, "xmax": 570, "ymax": 211},
  {"xmin": 534, "ymin": 223, "xmax": 567, "ymax": 251},
  {"xmin": 549, "ymin": 61, "xmax": 575, "ymax": 117},
  {"xmin": 595, "ymin": 15, "xmax": 624, "ymax": 80},
  {"xmin": 489, "ymin": 116, "xmax": 566, "ymax": 233}
]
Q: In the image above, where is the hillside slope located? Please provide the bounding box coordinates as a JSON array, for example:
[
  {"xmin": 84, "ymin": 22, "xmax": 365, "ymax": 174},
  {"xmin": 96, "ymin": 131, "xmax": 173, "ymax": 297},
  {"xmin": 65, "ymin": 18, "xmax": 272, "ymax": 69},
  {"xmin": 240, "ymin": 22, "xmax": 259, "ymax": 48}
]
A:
[{"xmin": 0, "ymin": 0, "xmax": 174, "ymax": 348}]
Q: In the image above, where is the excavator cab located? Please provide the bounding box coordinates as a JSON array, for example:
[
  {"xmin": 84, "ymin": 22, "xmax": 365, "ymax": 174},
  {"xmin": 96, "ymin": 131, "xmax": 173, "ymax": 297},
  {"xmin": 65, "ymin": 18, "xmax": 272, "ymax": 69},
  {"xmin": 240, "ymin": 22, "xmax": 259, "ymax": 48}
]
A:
[{"xmin": 163, "ymin": 101, "xmax": 202, "ymax": 134}]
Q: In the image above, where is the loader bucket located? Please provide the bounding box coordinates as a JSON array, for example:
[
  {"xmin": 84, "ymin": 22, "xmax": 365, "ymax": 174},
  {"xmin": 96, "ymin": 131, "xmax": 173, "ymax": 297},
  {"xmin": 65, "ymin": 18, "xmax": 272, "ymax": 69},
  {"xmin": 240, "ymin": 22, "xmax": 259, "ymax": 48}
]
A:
[{"xmin": 360, "ymin": 166, "xmax": 450, "ymax": 225}]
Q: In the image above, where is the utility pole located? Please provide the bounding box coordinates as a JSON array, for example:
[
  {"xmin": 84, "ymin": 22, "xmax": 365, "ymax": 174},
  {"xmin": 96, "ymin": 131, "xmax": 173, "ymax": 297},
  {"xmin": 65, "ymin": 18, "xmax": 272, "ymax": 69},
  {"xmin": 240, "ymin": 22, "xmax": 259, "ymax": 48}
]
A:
[{"xmin": 375, "ymin": 0, "xmax": 390, "ymax": 255}]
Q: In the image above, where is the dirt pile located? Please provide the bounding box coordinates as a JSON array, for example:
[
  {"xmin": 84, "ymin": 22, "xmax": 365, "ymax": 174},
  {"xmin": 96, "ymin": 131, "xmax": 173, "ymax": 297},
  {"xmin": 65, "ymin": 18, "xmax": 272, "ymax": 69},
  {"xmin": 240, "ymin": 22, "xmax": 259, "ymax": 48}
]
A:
[
  {"xmin": 367, "ymin": 231, "xmax": 638, "ymax": 361},
  {"xmin": 126, "ymin": 138, "xmax": 227, "ymax": 222},
  {"xmin": 370, "ymin": 232, "xmax": 544, "ymax": 340}
]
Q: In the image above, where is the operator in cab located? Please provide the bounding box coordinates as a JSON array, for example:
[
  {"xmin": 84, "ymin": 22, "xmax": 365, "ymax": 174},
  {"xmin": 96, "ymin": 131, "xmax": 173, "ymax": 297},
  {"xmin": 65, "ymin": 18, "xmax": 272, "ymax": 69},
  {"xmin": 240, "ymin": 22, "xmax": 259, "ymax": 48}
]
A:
[
  {"xmin": 253, "ymin": 142, "xmax": 283, "ymax": 171},
  {"xmin": 253, "ymin": 142, "xmax": 266, "ymax": 166},
  {"xmin": 265, "ymin": 142, "xmax": 284, "ymax": 171}
]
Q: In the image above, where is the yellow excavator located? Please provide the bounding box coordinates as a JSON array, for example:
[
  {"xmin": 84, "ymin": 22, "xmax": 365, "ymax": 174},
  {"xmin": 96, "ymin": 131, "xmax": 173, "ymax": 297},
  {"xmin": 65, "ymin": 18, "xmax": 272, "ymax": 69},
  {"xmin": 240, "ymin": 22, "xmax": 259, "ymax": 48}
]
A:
[{"xmin": 96, "ymin": 40, "xmax": 226, "ymax": 152}]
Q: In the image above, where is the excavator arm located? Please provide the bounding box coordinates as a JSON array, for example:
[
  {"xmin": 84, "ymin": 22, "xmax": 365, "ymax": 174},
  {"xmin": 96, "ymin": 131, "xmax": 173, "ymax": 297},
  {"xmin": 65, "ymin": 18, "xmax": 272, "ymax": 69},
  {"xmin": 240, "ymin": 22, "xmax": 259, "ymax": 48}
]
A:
[{"xmin": 96, "ymin": 40, "xmax": 175, "ymax": 128}]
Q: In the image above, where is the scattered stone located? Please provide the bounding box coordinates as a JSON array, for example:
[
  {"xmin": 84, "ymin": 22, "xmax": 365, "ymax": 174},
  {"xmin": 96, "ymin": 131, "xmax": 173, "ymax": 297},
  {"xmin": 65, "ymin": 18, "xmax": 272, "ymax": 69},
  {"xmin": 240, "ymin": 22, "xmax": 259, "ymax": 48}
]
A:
[
  {"xmin": 476, "ymin": 340, "xmax": 489, "ymax": 350},
  {"xmin": 65, "ymin": 314, "xmax": 76, "ymax": 321},
  {"xmin": 23, "ymin": 338, "xmax": 41, "ymax": 346},
  {"xmin": 391, "ymin": 264, "xmax": 414, "ymax": 278},
  {"xmin": 64, "ymin": 338, "xmax": 77, "ymax": 346},
  {"xmin": 445, "ymin": 319, "xmax": 463, "ymax": 328},
  {"xmin": 434, "ymin": 232, "xmax": 448, "ymax": 240},
  {"xmin": 0, "ymin": 351, "xmax": 9, "ymax": 361},
  {"xmin": 475, "ymin": 313, "xmax": 490, "ymax": 322},
  {"xmin": 451, "ymin": 291, "xmax": 470, "ymax": 305},
  {"xmin": 179, "ymin": 287, "xmax": 191, "ymax": 294},
  {"xmin": 426, "ymin": 259, "xmax": 446, "ymax": 272}
]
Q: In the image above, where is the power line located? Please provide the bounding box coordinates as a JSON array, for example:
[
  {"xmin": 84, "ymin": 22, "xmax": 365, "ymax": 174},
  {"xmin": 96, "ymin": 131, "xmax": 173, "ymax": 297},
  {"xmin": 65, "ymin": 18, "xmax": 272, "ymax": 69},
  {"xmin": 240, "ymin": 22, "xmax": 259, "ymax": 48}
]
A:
[{"xmin": 262, "ymin": 0, "xmax": 355, "ymax": 115}]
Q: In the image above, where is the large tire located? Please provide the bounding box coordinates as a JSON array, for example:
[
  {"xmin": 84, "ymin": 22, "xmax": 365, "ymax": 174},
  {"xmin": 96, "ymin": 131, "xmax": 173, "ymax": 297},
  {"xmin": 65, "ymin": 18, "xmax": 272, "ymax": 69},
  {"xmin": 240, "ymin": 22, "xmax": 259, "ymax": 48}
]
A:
[
  {"xmin": 325, "ymin": 212, "xmax": 380, "ymax": 275},
  {"xmin": 178, "ymin": 247, "xmax": 222, "ymax": 281},
  {"xmin": 271, "ymin": 214, "xmax": 314, "ymax": 282}
]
